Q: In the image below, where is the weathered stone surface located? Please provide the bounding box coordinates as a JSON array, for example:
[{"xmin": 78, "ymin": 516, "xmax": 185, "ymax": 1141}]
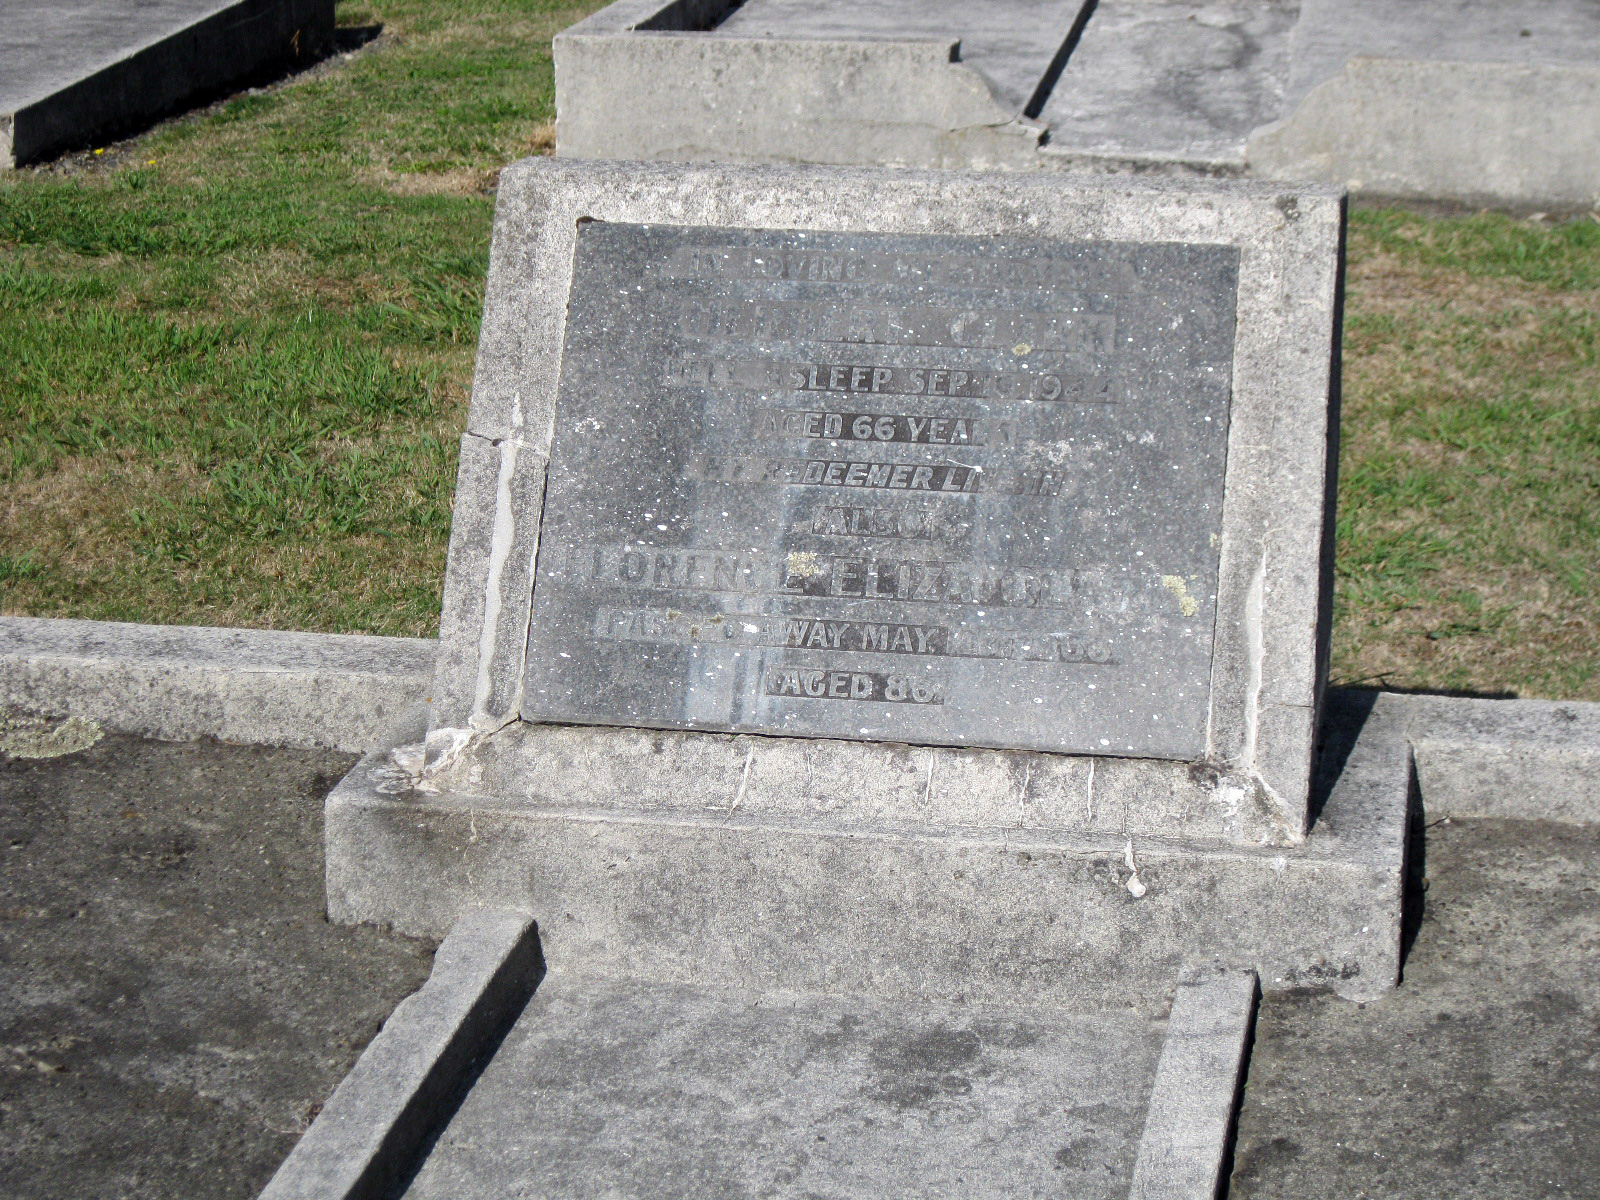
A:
[
  {"xmin": 437, "ymin": 159, "xmax": 1343, "ymax": 833},
  {"xmin": 713, "ymin": 0, "xmax": 1091, "ymax": 114},
  {"xmin": 1039, "ymin": 0, "xmax": 1298, "ymax": 171},
  {"xmin": 524, "ymin": 222, "xmax": 1237, "ymax": 758},
  {"xmin": 259, "ymin": 911, "xmax": 541, "ymax": 1200},
  {"xmin": 1128, "ymin": 967, "xmax": 1258, "ymax": 1200},
  {"xmin": 554, "ymin": 0, "xmax": 1600, "ymax": 207},
  {"xmin": 1249, "ymin": 56, "xmax": 1600, "ymax": 209},
  {"xmin": 1, "ymin": 0, "xmax": 334, "ymax": 168},
  {"xmin": 1362, "ymin": 690, "xmax": 1600, "ymax": 825},
  {"xmin": 328, "ymin": 693, "xmax": 1407, "ymax": 1007},
  {"xmin": 553, "ymin": 1, "xmax": 1049, "ymax": 171},
  {"xmin": 1231, "ymin": 816, "xmax": 1600, "ymax": 1199},
  {"xmin": 0, "ymin": 616, "xmax": 432, "ymax": 753},
  {"xmin": 401, "ymin": 975, "xmax": 1165, "ymax": 1200},
  {"xmin": 0, "ymin": 732, "xmax": 434, "ymax": 1200}
]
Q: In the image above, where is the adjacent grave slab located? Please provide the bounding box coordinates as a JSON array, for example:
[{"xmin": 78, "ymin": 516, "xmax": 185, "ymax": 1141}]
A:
[
  {"xmin": 553, "ymin": 0, "xmax": 1074, "ymax": 170},
  {"xmin": 1048, "ymin": 0, "xmax": 1600, "ymax": 205},
  {"xmin": 1229, "ymin": 815, "xmax": 1600, "ymax": 1199},
  {"xmin": 1038, "ymin": 0, "xmax": 1300, "ymax": 173},
  {"xmin": 0, "ymin": 731, "xmax": 435, "ymax": 1200},
  {"xmin": 555, "ymin": 0, "xmax": 1600, "ymax": 207},
  {"xmin": 1, "ymin": 0, "xmax": 334, "ymax": 168}
]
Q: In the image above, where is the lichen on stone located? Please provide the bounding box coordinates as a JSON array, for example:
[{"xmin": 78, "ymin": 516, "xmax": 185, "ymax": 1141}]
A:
[{"xmin": 0, "ymin": 714, "xmax": 104, "ymax": 760}]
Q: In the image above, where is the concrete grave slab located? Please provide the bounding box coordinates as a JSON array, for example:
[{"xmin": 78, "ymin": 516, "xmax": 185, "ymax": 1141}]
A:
[
  {"xmin": 1366, "ymin": 690, "xmax": 1600, "ymax": 825},
  {"xmin": 0, "ymin": 731, "xmax": 435, "ymax": 1200},
  {"xmin": 553, "ymin": 0, "xmax": 1082, "ymax": 170},
  {"xmin": 0, "ymin": 0, "xmax": 334, "ymax": 168},
  {"xmin": 400, "ymin": 975, "xmax": 1168, "ymax": 1200},
  {"xmin": 1043, "ymin": 0, "xmax": 1600, "ymax": 205},
  {"xmin": 1229, "ymin": 815, "xmax": 1600, "ymax": 1199},
  {"xmin": 553, "ymin": 0, "xmax": 1600, "ymax": 207},
  {"xmin": 374, "ymin": 966, "xmax": 1257, "ymax": 1200},
  {"xmin": 1039, "ymin": 0, "xmax": 1299, "ymax": 174}
]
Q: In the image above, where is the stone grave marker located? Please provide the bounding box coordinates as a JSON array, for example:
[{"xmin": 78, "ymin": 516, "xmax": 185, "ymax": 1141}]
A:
[
  {"xmin": 1, "ymin": 0, "xmax": 334, "ymax": 168},
  {"xmin": 311, "ymin": 158, "xmax": 1410, "ymax": 1198},
  {"xmin": 420, "ymin": 159, "xmax": 1343, "ymax": 846},
  {"xmin": 325, "ymin": 158, "xmax": 1405, "ymax": 1012}
]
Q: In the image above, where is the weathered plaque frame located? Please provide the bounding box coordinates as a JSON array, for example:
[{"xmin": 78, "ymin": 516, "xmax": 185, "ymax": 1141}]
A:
[{"xmin": 432, "ymin": 160, "xmax": 1342, "ymax": 837}]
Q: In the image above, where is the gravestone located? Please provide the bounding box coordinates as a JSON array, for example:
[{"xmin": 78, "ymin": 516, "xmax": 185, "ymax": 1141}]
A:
[
  {"xmin": 312, "ymin": 158, "xmax": 1409, "ymax": 1198},
  {"xmin": 328, "ymin": 157, "xmax": 1404, "ymax": 1006}
]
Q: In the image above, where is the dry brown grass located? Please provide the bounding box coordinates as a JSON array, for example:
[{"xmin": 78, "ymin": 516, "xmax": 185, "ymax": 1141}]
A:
[{"xmin": 1331, "ymin": 219, "xmax": 1600, "ymax": 698}]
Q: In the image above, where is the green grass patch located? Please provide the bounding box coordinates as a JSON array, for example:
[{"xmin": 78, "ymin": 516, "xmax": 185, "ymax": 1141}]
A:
[
  {"xmin": 1, "ymin": 2, "xmax": 1597, "ymax": 697},
  {"xmin": 1332, "ymin": 207, "xmax": 1600, "ymax": 698},
  {"xmin": 0, "ymin": 0, "xmax": 602, "ymax": 636}
]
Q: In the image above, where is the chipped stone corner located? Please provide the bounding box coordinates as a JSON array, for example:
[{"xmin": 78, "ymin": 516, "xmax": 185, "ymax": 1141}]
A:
[
  {"xmin": 1188, "ymin": 757, "xmax": 1303, "ymax": 847},
  {"xmin": 375, "ymin": 721, "xmax": 509, "ymax": 795}
]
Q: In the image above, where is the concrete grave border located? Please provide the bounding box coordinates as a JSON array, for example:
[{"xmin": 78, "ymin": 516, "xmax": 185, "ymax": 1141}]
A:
[
  {"xmin": 5, "ymin": 616, "xmax": 1597, "ymax": 826},
  {"xmin": 257, "ymin": 910, "xmax": 542, "ymax": 1200},
  {"xmin": 2, "ymin": 0, "xmax": 335, "ymax": 169},
  {"xmin": 429, "ymin": 158, "xmax": 1343, "ymax": 840},
  {"xmin": 554, "ymin": 0, "xmax": 1047, "ymax": 171},
  {"xmin": 0, "ymin": 615, "xmax": 432, "ymax": 754}
]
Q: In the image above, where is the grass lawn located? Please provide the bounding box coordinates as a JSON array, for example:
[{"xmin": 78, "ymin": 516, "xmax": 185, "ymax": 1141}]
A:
[{"xmin": 2, "ymin": 0, "xmax": 1597, "ymax": 700}]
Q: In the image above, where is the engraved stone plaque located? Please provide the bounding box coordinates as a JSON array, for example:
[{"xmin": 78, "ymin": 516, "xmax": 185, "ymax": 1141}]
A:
[{"xmin": 522, "ymin": 223, "xmax": 1238, "ymax": 758}]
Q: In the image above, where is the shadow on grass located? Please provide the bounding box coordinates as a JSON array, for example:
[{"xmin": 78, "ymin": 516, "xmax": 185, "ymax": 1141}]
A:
[
  {"xmin": 335, "ymin": 24, "xmax": 384, "ymax": 52},
  {"xmin": 1333, "ymin": 681, "xmax": 1520, "ymax": 700}
]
